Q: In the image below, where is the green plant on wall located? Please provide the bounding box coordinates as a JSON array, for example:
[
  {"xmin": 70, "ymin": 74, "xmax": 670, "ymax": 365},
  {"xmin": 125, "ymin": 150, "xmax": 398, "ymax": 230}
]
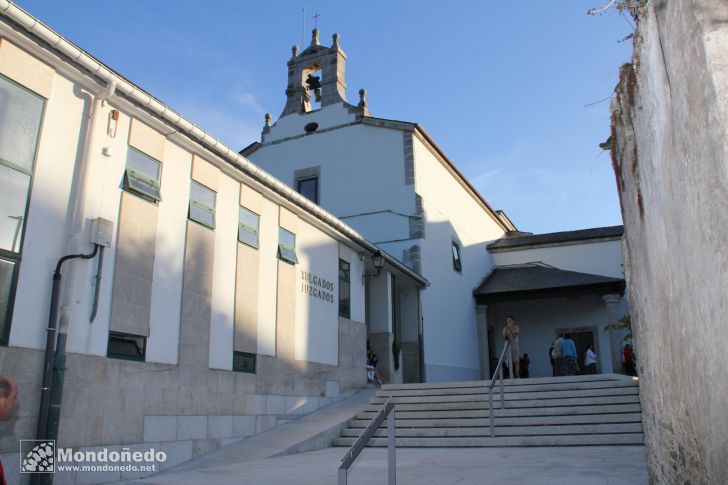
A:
[{"xmin": 604, "ymin": 314, "xmax": 632, "ymax": 341}]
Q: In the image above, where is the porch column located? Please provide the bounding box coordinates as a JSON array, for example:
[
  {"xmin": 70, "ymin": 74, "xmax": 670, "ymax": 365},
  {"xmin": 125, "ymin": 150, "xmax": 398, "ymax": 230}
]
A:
[
  {"xmin": 476, "ymin": 305, "xmax": 490, "ymax": 380},
  {"xmin": 368, "ymin": 270, "xmax": 395, "ymax": 383},
  {"xmin": 603, "ymin": 294, "xmax": 623, "ymax": 373}
]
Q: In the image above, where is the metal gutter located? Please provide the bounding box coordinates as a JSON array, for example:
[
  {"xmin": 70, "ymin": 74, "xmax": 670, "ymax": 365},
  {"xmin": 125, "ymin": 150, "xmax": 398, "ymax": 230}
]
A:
[{"xmin": 0, "ymin": 0, "xmax": 427, "ymax": 286}]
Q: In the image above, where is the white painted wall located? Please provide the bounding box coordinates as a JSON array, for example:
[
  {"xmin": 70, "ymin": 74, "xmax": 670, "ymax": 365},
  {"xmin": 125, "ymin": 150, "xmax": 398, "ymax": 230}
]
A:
[
  {"xmin": 264, "ymin": 104, "xmax": 357, "ymax": 142},
  {"xmin": 256, "ymin": 196, "xmax": 280, "ymax": 357},
  {"xmin": 412, "ymin": 136, "xmax": 506, "ymax": 381},
  {"xmin": 249, "ymin": 124, "xmax": 416, "ymax": 230},
  {"xmin": 294, "ymin": 218, "xmax": 339, "ymax": 365},
  {"xmin": 491, "ymin": 239, "xmax": 625, "ymax": 278},
  {"xmin": 348, "ymin": 247, "xmax": 366, "ymax": 324},
  {"xmin": 146, "ymin": 141, "xmax": 190, "ymax": 364},
  {"xmin": 208, "ymin": 174, "xmax": 240, "ymax": 370},
  {"xmin": 368, "ymin": 271, "xmax": 392, "ymax": 334}
]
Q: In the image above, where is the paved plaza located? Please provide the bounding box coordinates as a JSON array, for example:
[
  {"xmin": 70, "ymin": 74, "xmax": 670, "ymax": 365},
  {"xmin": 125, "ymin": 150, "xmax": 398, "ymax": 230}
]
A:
[{"xmin": 122, "ymin": 445, "xmax": 648, "ymax": 484}]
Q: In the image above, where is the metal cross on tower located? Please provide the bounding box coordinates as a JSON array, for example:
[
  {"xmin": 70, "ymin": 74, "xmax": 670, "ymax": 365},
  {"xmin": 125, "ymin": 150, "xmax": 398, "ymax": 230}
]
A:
[{"xmin": 312, "ymin": 12, "xmax": 320, "ymax": 29}]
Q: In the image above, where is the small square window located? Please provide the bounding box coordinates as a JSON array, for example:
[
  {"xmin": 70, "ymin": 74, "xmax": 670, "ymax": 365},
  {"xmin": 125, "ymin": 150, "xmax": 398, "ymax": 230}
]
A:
[
  {"xmin": 123, "ymin": 148, "xmax": 161, "ymax": 202},
  {"xmin": 238, "ymin": 206, "xmax": 260, "ymax": 249},
  {"xmin": 452, "ymin": 241, "xmax": 462, "ymax": 273},
  {"xmin": 233, "ymin": 351, "xmax": 256, "ymax": 373},
  {"xmin": 189, "ymin": 181, "xmax": 216, "ymax": 229},
  {"xmin": 278, "ymin": 228, "xmax": 298, "ymax": 264},
  {"xmin": 107, "ymin": 331, "xmax": 146, "ymax": 361},
  {"xmin": 296, "ymin": 176, "xmax": 319, "ymax": 204}
]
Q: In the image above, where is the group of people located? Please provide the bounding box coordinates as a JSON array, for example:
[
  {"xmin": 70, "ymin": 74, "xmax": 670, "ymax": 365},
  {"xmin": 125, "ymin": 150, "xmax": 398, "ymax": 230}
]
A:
[
  {"xmin": 504, "ymin": 315, "xmax": 636, "ymax": 378},
  {"xmin": 548, "ymin": 334, "xmax": 598, "ymax": 376},
  {"xmin": 366, "ymin": 349, "xmax": 383, "ymax": 385}
]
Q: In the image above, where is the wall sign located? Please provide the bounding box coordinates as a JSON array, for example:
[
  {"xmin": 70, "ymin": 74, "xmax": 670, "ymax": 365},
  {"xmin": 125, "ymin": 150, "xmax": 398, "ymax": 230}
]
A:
[{"xmin": 300, "ymin": 270, "xmax": 335, "ymax": 303}]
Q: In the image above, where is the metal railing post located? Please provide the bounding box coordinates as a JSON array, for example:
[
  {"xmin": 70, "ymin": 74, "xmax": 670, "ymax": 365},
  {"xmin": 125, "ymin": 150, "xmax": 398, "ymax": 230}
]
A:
[
  {"xmin": 489, "ymin": 387, "xmax": 494, "ymax": 438},
  {"xmin": 339, "ymin": 397, "xmax": 396, "ymax": 484},
  {"xmin": 499, "ymin": 362, "xmax": 505, "ymax": 409},
  {"xmin": 388, "ymin": 406, "xmax": 396, "ymax": 485},
  {"xmin": 488, "ymin": 341, "xmax": 511, "ymax": 441}
]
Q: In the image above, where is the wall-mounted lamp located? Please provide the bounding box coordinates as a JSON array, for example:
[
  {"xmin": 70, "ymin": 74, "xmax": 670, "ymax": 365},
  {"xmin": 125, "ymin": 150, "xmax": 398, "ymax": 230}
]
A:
[{"xmin": 364, "ymin": 250, "xmax": 385, "ymax": 280}]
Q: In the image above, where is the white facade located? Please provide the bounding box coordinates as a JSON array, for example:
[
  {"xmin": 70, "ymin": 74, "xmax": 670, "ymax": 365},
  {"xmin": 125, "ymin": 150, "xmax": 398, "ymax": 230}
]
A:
[
  {"xmin": 246, "ymin": 32, "xmax": 513, "ymax": 382},
  {"xmin": 0, "ymin": 11, "xmax": 427, "ymax": 481}
]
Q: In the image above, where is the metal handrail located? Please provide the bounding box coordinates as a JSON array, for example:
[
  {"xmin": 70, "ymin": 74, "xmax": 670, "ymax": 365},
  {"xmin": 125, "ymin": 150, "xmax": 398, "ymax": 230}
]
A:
[
  {"xmin": 339, "ymin": 396, "xmax": 396, "ymax": 485},
  {"xmin": 488, "ymin": 340, "xmax": 511, "ymax": 438}
]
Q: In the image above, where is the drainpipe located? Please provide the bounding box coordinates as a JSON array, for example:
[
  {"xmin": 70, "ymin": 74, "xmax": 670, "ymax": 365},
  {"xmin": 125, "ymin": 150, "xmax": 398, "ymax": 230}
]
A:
[{"xmin": 33, "ymin": 79, "xmax": 115, "ymax": 485}]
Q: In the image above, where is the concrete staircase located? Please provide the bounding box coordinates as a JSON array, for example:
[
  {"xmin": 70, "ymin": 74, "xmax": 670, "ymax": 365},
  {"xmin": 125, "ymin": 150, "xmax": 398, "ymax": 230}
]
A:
[{"xmin": 333, "ymin": 374, "xmax": 643, "ymax": 447}]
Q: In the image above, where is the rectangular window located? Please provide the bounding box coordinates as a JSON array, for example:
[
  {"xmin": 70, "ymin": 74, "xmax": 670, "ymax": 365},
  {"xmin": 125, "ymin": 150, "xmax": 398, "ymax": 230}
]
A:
[
  {"xmin": 238, "ymin": 206, "xmax": 260, "ymax": 249},
  {"xmin": 188, "ymin": 181, "xmax": 216, "ymax": 229},
  {"xmin": 233, "ymin": 351, "xmax": 256, "ymax": 373},
  {"xmin": 296, "ymin": 176, "xmax": 319, "ymax": 204},
  {"xmin": 0, "ymin": 75, "xmax": 45, "ymax": 345},
  {"xmin": 339, "ymin": 259, "xmax": 350, "ymax": 318},
  {"xmin": 107, "ymin": 331, "xmax": 146, "ymax": 361},
  {"xmin": 123, "ymin": 147, "xmax": 161, "ymax": 202},
  {"xmin": 277, "ymin": 228, "xmax": 298, "ymax": 264},
  {"xmin": 452, "ymin": 241, "xmax": 462, "ymax": 273}
]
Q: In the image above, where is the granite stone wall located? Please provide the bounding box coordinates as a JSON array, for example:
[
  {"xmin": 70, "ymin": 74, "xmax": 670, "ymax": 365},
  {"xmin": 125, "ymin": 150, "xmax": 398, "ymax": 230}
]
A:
[{"xmin": 610, "ymin": 1, "xmax": 728, "ymax": 482}]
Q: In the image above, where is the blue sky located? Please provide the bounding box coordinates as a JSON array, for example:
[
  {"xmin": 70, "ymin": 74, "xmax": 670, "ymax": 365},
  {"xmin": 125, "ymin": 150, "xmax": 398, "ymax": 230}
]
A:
[{"xmin": 15, "ymin": 1, "xmax": 633, "ymax": 234}]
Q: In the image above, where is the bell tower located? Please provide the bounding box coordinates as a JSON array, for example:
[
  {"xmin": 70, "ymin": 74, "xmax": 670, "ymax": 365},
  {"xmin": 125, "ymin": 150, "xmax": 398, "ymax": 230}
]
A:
[{"xmin": 281, "ymin": 29, "xmax": 352, "ymax": 116}]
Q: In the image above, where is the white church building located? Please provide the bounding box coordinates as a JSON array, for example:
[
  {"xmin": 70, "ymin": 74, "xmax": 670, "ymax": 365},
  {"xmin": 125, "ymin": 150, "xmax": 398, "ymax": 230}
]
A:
[{"xmin": 243, "ymin": 29, "xmax": 630, "ymax": 382}]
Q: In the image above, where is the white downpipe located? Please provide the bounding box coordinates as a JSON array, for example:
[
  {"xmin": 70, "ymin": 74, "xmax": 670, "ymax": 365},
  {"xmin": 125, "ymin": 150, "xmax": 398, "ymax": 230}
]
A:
[
  {"xmin": 60, "ymin": 79, "xmax": 115, "ymax": 333},
  {"xmin": 0, "ymin": 0, "xmax": 426, "ymax": 286}
]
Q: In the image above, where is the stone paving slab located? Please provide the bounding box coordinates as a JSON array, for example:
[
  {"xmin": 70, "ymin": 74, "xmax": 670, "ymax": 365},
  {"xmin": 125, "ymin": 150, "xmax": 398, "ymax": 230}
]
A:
[{"xmin": 121, "ymin": 445, "xmax": 648, "ymax": 484}]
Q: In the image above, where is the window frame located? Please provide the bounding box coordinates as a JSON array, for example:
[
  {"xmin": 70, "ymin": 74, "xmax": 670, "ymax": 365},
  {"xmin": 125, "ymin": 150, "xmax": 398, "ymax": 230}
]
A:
[
  {"xmin": 295, "ymin": 175, "xmax": 319, "ymax": 204},
  {"xmin": 277, "ymin": 227, "xmax": 298, "ymax": 264},
  {"xmin": 122, "ymin": 147, "xmax": 162, "ymax": 203},
  {"xmin": 233, "ymin": 351, "xmax": 257, "ymax": 374},
  {"xmin": 238, "ymin": 206, "xmax": 260, "ymax": 249},
  {"xmin": 107, "ymin": 331, "xmax": 147, "ymax": 362},
  {"xmin": 339, "ymin": 259, "xmax": 351, "ymax": 319},
  {"xmin": 0, "ymin": 74, "xmax": 46, "ymax": 346},
  {"xmin": 451, "ymin": 240, "xmax": 462, "ymax": 273},
  {"xmin": 188, "ymin": 180, "xmax": 217, "ymax": 229}
]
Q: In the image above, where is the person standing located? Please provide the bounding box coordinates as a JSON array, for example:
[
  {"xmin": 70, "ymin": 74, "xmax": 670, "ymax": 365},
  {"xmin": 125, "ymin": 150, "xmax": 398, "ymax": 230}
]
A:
[
  {"xmin": 551, "ymin": 334, "xmax": 564, "ymax": 377},
  {"xmin": 502, "ymin": 316, "xmax": 520, "ymax": 378},
  {"xmin": 0, "ymin": 375, "xmax": 20, "ymax": 485},
  {"xmin": 584, "ymin": 344, "xmax": 597, "ymax": 375},
  {"xmin": 560, "ymin": 334, "xmax": 578, "ymax": 376}
]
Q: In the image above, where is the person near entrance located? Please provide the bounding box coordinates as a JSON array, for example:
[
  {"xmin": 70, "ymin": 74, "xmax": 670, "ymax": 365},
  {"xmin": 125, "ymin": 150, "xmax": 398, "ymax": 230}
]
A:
[
  {"xmin": 584, "ymin": 344, "xmax": 598, "ymax": 374},
  {"xmin": 502, "ymin": 316, "xmax": 520, "ymax": 378},
  {"xmin": 560, "ymin": 334, "xmax": 578, "ymax": 376},
  {"xmin": 551, "ymin": 335, "xmax": 564, "ymax": 376}
]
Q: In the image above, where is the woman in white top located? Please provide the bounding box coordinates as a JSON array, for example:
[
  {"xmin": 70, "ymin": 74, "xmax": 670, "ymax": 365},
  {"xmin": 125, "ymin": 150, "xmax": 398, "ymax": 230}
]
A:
[{"xmin": 584, "ymin": 344, "xmax": 597, "ymax": 375}]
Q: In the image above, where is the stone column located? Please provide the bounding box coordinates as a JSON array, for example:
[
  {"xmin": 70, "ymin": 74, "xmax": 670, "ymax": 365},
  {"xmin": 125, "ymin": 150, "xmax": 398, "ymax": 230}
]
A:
[
  {"xmin": 603, "ymin": 294, "xmax": 623, "ymax": 373},
  {"xmin": 476, "ymin": 305, "xmax": 490, "ymax": 380}
]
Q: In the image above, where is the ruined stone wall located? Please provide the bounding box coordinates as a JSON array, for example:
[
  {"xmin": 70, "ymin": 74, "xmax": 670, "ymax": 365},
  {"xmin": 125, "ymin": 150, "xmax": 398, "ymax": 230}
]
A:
[{"xmin": 610, "ymin": 1, "xmax": 728, "ymax": 483}]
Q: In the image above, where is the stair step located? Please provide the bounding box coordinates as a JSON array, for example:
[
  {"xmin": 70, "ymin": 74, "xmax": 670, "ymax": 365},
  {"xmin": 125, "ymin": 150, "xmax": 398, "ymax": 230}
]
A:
[
  {"xmin": 357, "ymin": 403, "xmax": 642, "ymax": 420},
  {"xmin": 349, "ymin": 412, "xmax": 644, "ymax": 428},
  {"xmin": 332, "ymin": 433, "xmax": 645, "ymax": 447},
  {"xmin": 380, "ymin": 374, "xmax": 636, "ymax": 391},
  {"xmin": 376, "ymin": 380, "xmax": 637, "ymax": 397},
  {"xmin": 363, "ymin": 394, "xmax": 641, "ymax": 412},
  {"xmin": 340, "ymin": 422, "xmax": 643, "ymax": 438},
  {"xmin": 371, "ymin": 387, "xmax": 639, "ymax": 405}
]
